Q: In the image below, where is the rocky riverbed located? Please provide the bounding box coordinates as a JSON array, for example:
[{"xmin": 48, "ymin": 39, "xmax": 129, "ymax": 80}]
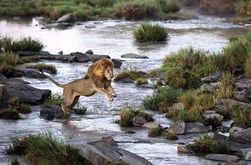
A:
[{"xmin": 0, "ymin": 14, "xmax": 250, "ymax": 164}]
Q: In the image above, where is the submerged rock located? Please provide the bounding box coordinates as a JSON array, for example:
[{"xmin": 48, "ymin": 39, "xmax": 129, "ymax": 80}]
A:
[
  {"xmin": 121, "ymin": 53, "xmax": 148, "ymax": 59},
  {"xmin": 205, "ymin": 154, "xmax": 240, "ymax": 162},
  {"xmin": 40, "ymin": 105, "xmax": 64, "ymax": 120}
]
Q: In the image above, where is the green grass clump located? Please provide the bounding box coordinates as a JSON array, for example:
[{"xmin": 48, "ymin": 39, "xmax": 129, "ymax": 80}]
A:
[
  {"xmin": 0, "ymin": 52, "xmax": 22, "ymax": 77},
  {"xmin": 187, "ymin": 134, "xmax": 230, "ymax": 154},
  {"xmin": 0, "ymin": 37, "xmax": 43, "ymax": 52},
  {"xmin": 214, "ymin": 73, "xmax": 235, "ymax": 101},
  {"xmin": 162, "ymin": 129, "xmax": 178, "ymax": 140},
  {"xmin": 25, "ymin": 63, "xmax": 57, "ymax": 74},
  {"xmin": 6, "ymin": 133, "xmax": 90, "ymax": 165},
  {"xmin": 114, "ymin": 70, "xmax": 145, "ymax": 82},
  {"xmin": 16, "ymin": 104, "xmax": 32, "ymax": 114},
  {"xmin": 168, "ymin": 108, "xmax": 202, "ymax": 122},
  {"xmin": 133, "ymin": 23, "xmax": 167, "ymax": 42},
  {"xmin": 148, "ymin": 125, "xmax": 162, "ymax": 137},
  {"xmin": 233, "ymin": 106, "xmax": 251, "ymax": 129},
  {"xmin": 43, "ymin": 94, "xmax": 63, "ymax": 106},
  {"xmin": 245, "ymin": 58, "xmax": 251, "ymax": 78},
  {"xmin": 0, "ymin": 109, "xmax": 20, "ymax": 120},
  {"xmin": 120, "ymin": 107, "xmax": 153, "ymax": 127},
  {"xmin": 135, "ymin": 78, "xmax": 148, "ymax": 86},
  {"xmin": 158, "ymin": 0, "xmax": 180, "ymax": 13},
  {"xmin": 143, "ymin": 87, "xmax": 181, "ymax": 112}
]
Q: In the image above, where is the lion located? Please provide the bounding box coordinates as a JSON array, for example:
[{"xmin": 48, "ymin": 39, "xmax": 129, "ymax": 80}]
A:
[{"xmin": 41, "ymin": 58, "xmax": 117, "ymax": 116}]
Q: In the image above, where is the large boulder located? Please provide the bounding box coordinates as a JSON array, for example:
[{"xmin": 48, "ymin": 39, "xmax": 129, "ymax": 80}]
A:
[
  {"xmin": 121, "ymin": 53, "xmax": 148, "ymax": 59},
  {"xmin": 87, "ymin": 54, "xmax": 110, "ymax": 62},
  {"xmin": 202, "ymin": 110, "xmax": 223, "ymax": 126},
  {"xmin": 111, "ymin": 59, "xmax": 123, "ymax": 68},
  {"xmin": 40, "ymin": 105, "xmax": 64, "ymax": 120},
  {"xmin": 56, "ymin": 13, "xmax": 73, "ymax": 22},
  {"xmin": 205, "ymin": 154, "xmax": 240, "ymax": 162},
  {"xmin": 215, "ymin": 99, "xmax": 251, "ymax": 115},
  {"xmin": 132, "ymin": 116, "xmax": 148, "ymax": 127},
  {"xmin": 200, "ymin": 82, "xmax": 220, "ymax": 93},
  {"xmin": 22, "ymin": 68, "xmax": 46, "ymax": 79},
  {"xmin": 0, "ymin": 73, "xmax": 7, "ymax": 81},
  {"xmin": 78, "ymin": 137, "xmax": 152, "ymax": 165},
  {"xmin": 2, "ymin": 80, "xmax": 51, "ymax": 105},
  {"xmin": 185, "ymin": 122, "xmax": 210, "ymax": 133},
  {"xmin": 228, "ymin": 127, "xmax": 251, "ymax": 146},
  {"xmin": 169, "ymin": 121, "xmax": 185, "ymax": 135},
  {"xmin": 142, "ymin": 122, "xmax": 160, "ymax": 129},
  {"xmin": 240, "ymin": 148, "xmax": 251, "ymax": 161},
  {"xmin": 70, "ymin": 52, "xmax": 90, "ymax": 62}
]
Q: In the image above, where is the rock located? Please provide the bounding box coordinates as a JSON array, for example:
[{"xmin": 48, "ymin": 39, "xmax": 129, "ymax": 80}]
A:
[
  {"xmin": 229, "ymin": 126, "xmax": 244, "ymax": 136},
  {"xmin": 111, "ymin": 59, "xmax": 123, "ymax": 68},
  {"xmin": 234, "ymin": 91, "xmax": 250, "ymax": 103},
  {"xmin": 215, "ymin": 99, "xmax": 251, "ymax": 114},
  {"xmin": 203, "ymin": 111, "xmax": 223, "ymax": 126},
  {"xmin": 118, "ymin": 78, "xmax": 134, "ymax": 83},
  {"xmin": 3, "ymin": 80, "xmax": 51, "ymax": 105},
  {"xmin": 0, "ymin": 73, "xmax": 7, "ymax": 81},
  {"xmin": 40, "ymin": 54, "xmax": 76, "ymax": 62},
  {"xmin": 169, "ymin": 103, "xmax": 185, "ymax": 111},
  {"xmin": 100, "ymin": 136, "xmax": 118, "ymax": 146},
  {"xmin": 70, "ymin": 52, "xmax": 90, "ymax": 62},
  {"xmin": 85, "ymin": 50, "xmax": 94, "ymax": 55},
  {"xmin": 132, "ymin": 116, "xmax": 148, "ymax": 127},
  {"xmin": 236, "ymin": 82, "xmax": 251, "ymax": 91},
  {"xmin": 85, "ymin": 24, "xmax": 96, "ymax": 28},
  {"xmin": 142, "ymin": 122, "xmax": 160, "ymax": 129},
  {"xmin": 40, "ymin": 105, "xmax": 64, "ymax": 120},
  {"xmin": 78, "ymin": 138, "xmax": 152, "ymax": 165},
  {"xmin": 163, "ymin": 129, "xmax": 178, "ymax": 140},
  {"xmin": 87, "ymin": 54, "xmax": 110, "ymax": 62},
  {"xmin": 0, "ymin": 84, "xmax": 5, "ymax": 100},
  {"xmin": 244, "ymin": 90, "xmax": 251, "ymax": 101},
  {"xmin": 185, "ymin": 122, "xmax": 210, "ymax": 133},
  {"xmin": 200, "ymin": 82, "xmax": 220, "ymax": 93},
  {"xmin": 228, "ymin": 127, "xmax": 251, "ymax": 145},
  {"xmin": 22, "ymin": 68, "xmax": 46, "ymax": 79},
  {"xmin": 57, "ymin": 13, "xmax": 73, "ymax": 22},
  {"xmin": 121, "ymin": 53, "xmax": 148, "ymax": 59},
  {"xmin": 224, "ymin": 161, "xmax": 248, "ymax": 165},
  {"xmin": 201, "ymin": 71, "xmax": 222, "ymax": 83},
  {"xmin": 177, "ymin": 145, "xmax": 192, "ymax": 154},
  {"xmin": 42, "ymin": 22, "xmax": 74, "ymax": 29},
  {"xmin": 240, "ymin": 148, "xmax": 251, "ymax": 160},
  {"xmin": 205, "ymin": 154, "xmax": 240, "ymax": 162},
  {"xmin": 169, "ymin": 121, "xmax": 185, "ymax": 135}
]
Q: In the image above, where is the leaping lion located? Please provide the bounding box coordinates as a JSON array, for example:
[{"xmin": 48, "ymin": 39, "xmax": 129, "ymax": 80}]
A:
[{"xmin": 41, "ymin": 58, "xmax": 117, "ymax": 116}]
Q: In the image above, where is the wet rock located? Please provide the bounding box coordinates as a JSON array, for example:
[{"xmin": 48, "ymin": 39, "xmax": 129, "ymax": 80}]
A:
[
  {"xmin": 3, "ymin": 80, "xmax": 51, "ymax": 105},
  {"xmin": 234, "ymin": 91, "xmax": 250, "ymax": 103},
  {"xmin": 142, "ymin": 122, "xmax": 160, "ymax": 129},
  {"xmin": 0, "ymin": 73, "xmax": 7, "ymax": 81},
  {"xmin": 118, "ymin": 78, "xmax": 134, "ymax": 83},
  {"xmin": 229, "ymin": 126, "xmax": 244, "ymax": 136},
  {"xmin": 203, "ymin": 110, "xmax": 223, "ymax": 126},
  {"xmin": 70, "ymin": 52, "xmax": 90, "ymax": 62},
  {"xmin": 205, "ymin": 154, "xmax": 240, "ymax": 162},
  {"xmin": 22, "ymin": 68, "xmax": 46, "ymax": 79},
  {"xmin": 228, "ymin": 127, "xmax": 251, "ymax": 145},
  {"xmin": 201, "ymin": 71, "xmax": 222, "ymax": 83},
  {"xmin": 132, "ymin": 116, "xmax": 148, "ymax": 127},
  {"xmin": 235, "ymin": 82, "xmax": 251, "ymax": 91},
  {"xmin": 177, "ymin": 145, "xmax": 192, "ymax": 154},
  {"xmin": 224, "ymin": 161, "xmax": 248, "ymax": 165},
  {"xmin": 42, "ymin": 22, "xmax": 74, "ymax": 29},
  {"xmin": 125, "ymin": 130, "xmax": 136, "ymax": 134},
  {"xmin": 169, "ymin": 121, "xmax": 185, "ymax": 135},
  {"xmin": 185, "ymin": 122, "xmax": 210, "ymax": 133},
  {"xmin": 111, "ymin": 59, "xmax": 123, "ymax": 68},
  {"xmin": 163, "ymin": 129, "xmax": 178, "ymax": 140},
  {"xmin": 87, "ymin": 54, "xmax": 110, "ymax": 62},
  {"xmin": 40, "ymin": 54, "xmax": 76, "ymax": 62},
  {"xmin": 244, "ymin": 90, "xmax": 251, "ymax": 101},
  {"xmin": 215, "ymin": 99, "xmax": 251, "ymax": 115},
  {"xmin": 57, "ymin": 13, "xmax": 73, "ymax": 22},
  {"xmin": 78, "ymin": 137, "xmax": 152, "ymax": 165},
  {"xmin": 85, "ymin": 24, "xmax": 96, "ymax": 28},
  {"xmin": 100, "ymin": 136, "xmax": 118, "ymax": 146},
  {"xmin": 85, "ymin": 50, "xmax": 94, "ymax": 55},
  {"xmin": 240, "ymin": 148, "xmax": 251, "ymax": 161},
  {"xmin": 121, "ymin": 53, "xmax": 148, "ymax": 59},
  {"xmin": 40, "ymin": 105, "xmax": 64, "ymax": 120},
  {"xmin": 200, "ymin": 82, "xmax": 220, "ymax": 93}
]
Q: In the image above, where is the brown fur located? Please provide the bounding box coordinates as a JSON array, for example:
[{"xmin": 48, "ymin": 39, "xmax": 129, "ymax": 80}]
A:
[{"xmin": 42, "ymin": 58, "xmax": 116, "ymax": 116}]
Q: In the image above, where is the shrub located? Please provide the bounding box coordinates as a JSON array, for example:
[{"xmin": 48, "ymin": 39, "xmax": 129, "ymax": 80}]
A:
[
  {"xmin": 158, "ymin": 0, "xmax": 180, "ymax": 13},
  {"xmin": 148, "ymin": 125, "xmax": 162, "ymax": 137},
  {"xmin": 233, "ymin": 106, "xmax": 251, "ymax": 128},
  {"xmin": 143, "ymin": 87, "xmax": 181, "ymax": 112},
  {"xmin": 120, "ymin": 107, "xmax": 153, "ymax": 127},
  {"xmin": 245, "ymin": 58, "xmax": 251, "ymax": 77},
  {"xmin": 133, "ymin": 23, "xmax": 167, "ymax": 42},
  {"xmin": 168, "ymin": 108, "xmax": 202, "ymax": 122},
  {"xmin": 235, "ymin": 0, "xmax": 251, "ymax": 17},
  {"xmin": 44, "ymin": 94, "xmax": 63, "ymax": 106},
  {"xmin": 135, "ymin": 78, "xmax": 148, "ymax": 86},
  {"xmin": 6, "ymin": 133, "xmax": 90, "ymax": 165},
  {"xmin": 25, "ymin": 63, "xmax": 57, "ymax": 74},
  {"xmin": 214, "ymin": 73, "xmax": 235, "ymax": 101},
  {"xmin": 196, "ymin": 93, "xmax": 214, "ymax": 110},
  {"xmin": 0, "ymin": 52, "xmax": 19, "ymax": 66},
  {"xmin": 114, "ymin": 70, "xmax": 145, "ymax": 82},
  {"xmin": 16, "ymin": 104, "xmax": 32, "ymax": 114},
  {"xmin": 179, "ymin": 90, "xmax": 197, "ymax": 109},
  {"xmin": 162, "ymin": 129, "xmax": 178, "ymax": 140},
  {"xmin": 187, "ymin": 134, "xmax": 230, "ymax": 154},
  {"xmin": 0, "ymin": 109, "xmax": 20, "ymax": 120}
]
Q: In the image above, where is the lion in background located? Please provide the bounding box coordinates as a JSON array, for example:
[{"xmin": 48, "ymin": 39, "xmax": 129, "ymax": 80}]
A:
[{"xmin": 41, "ymin": 58, "xmax": 117, "ymax": 116}]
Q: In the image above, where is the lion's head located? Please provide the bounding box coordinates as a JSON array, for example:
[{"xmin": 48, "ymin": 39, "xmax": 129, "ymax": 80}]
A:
[{"xmin": 87, "ymin": 58, "xmax": 114, "ymax": 81}]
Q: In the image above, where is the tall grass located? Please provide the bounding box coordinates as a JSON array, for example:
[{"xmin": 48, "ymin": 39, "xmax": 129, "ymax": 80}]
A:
[
  {"xmin": 233, "ymin": 106, "xmax": 251, "ymax": 129},
  {"xmin": 133, "ymin": 23, "xmax": 167, "ymax": 42},
  {"xmin": 158, "ymin": 0, "xmax": 180, "ymax": 13},
  {"xmin": 245, "ymin": 58, "xmax": 251, "ymax": 77}
]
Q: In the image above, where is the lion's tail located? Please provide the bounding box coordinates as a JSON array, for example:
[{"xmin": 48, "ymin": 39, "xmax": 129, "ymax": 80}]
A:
[{"xmin": 40, "ymin": 69, "xmax": 64, "ymax": 88}]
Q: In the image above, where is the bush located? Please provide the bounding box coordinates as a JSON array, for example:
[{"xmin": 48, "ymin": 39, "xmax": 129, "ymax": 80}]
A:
[
  {"xmin": 6, "ymin": 133, "xmax": 90, "ymax": 165},
  {"xmin": 16, "ymin": 104, "xmax": 32, "ymax": 114},
  {"xmin": 135, "ymin": 78, "xmax": 148, "ymax": 86},
  {"xmin": 133, "ymin": 23, "xmax": 167, "ymax": 42},
  {"xmin": 114, "ymin": 70, "xmax": 145, "ymax": 82},
  {"xmin": 235, "ymin": 0, "xmax": 251, "ymax": 17},
  {"xmin": 158, "ymin": 0, "xmax": 180, "ymax": 13},
  {"xmin": 187, "ymin": 134, "xmax": 230, "ymax": 154},
  {"xmin": 168, "ymin": 108, "xmax": 202, "ymax": 122},
  {"xmin": 179, "ymin": 90, "xmax": 197, "ymax": 109},
  {"xmin": 25, "ymin": 63, "xmax": 57, "ymax": 74},
  {"xmin": 214, "ymin": 73, "xmax": 235, "ymax": 101},
  {"xmin": 162, "ymin": 129, "xmax": 178, "ymax": 140},
  {"xmin": 245, "ymin": 58, "xmax": 251, "ymax": 77},
  {"xmin": 44, "ymin": 94, "xmax": 63, "ymax": 106},
  {"xmin": 233, "ymin": 106, "xmax": 251, "ymax": 129},
  {"xmin": 0, "ymin": 52, "xmax": 19, "ymax": 66},
  {"xmin": 120, "ymin": 107, "xmax": 153, "ymax": 127},
  {"xmin": 0, "ymin": 37, "xmax": 43, "ymax": 52},
  {"xmin": 143, "ymin": 87, "xmax": 181, "ymax": 112},
  {"xmin": 148, "ymin": 125, "xmax": 162, "ymax": 137},
  {"xmin": 0, "ymin": 109, "xmax": 20, "ymax": 120}
]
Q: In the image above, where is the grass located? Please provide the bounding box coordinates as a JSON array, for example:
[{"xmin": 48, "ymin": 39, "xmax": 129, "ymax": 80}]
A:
[
  {"xmin": 19, "ymin": 56, "xmax": 41, "ymax": 64},
  {"xmin": 114, "ymin": 70, "xmax": 145, "ymax": 82},
  {"xmin": 233, "ymin": 106, "xmax": 251, "ymax": 129},
  {"xmin": 214, "ymin": 73, "xmax": 235, "ymax": 101},
  {"xmin": 0, "ymin": 36, "xmax": 44, "ymax": 52},
  {"xmin": 158, "ymin": 0, "xmax": 180, "ymax": 13},
  {"xmin": 6, "ymin": 133, "xmax": 90, "ymax": 165},
  {"xmin": 234, "ymin": 0, "xmax": 251, "ymax": 17},
  {"xmin": 135, "ymin": 78, "xmax": 148, "ymax": 86},
  {"xmin": 0, "ymin": 109, "xmax": 20, "ymax": 120},
  {"xmin": 43, "ymin": 93, "xmax": 63, "ymax": 106},
  {"xmin": 133, "ymin": 23, "xmax": 167, "ymax": 42},
  {"xmin": 119, "ymin": 107, "xmax": 153, "ymax": 127},
  {"xmin": 143, "ymin": 87, "xmax": 181, "ymax": 112},
  {"xmin": 16, "ymin": 104, "xmax": 32, "ymax": 114},
  {"xmin": 187, "ymin": 134, "xmax": 230, "ymax": 154},
  {"xmin": 168, "ymin": 108, "xmax": 202, "ymax": 122},
  {"xmin": 25, "ymin": 63, "xmax": 57, "ymax": 74},
  {"xmin": 245, "ymin": 58, "xmax": 251, "ymax": 77},
  {"xmin": 148, "ymin": 125, "xmax": 162, "ymax": 137},
  {"xmin": 162, "ymin": 129, "xmax": 178, "ymax": 140}
]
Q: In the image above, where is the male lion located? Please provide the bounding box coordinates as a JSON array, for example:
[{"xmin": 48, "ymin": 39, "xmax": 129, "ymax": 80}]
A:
[{"xmin": 41, "ymin": 58, "xmax": 117, "ymax": 116}]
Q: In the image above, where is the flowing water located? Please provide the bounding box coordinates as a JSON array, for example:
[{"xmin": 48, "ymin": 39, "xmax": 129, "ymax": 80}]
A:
[{"xmin": 0, "ymin": 14, "xmax": 249, "ymax": 165}]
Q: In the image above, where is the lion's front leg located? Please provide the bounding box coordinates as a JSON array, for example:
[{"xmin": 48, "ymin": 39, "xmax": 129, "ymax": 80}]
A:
[
  {"xmin": 107, "ymin": 86, "xmax": 117, "ymax": 97},
  {"xmin": 95, "ymin": 87, "xmax": 113, "ymax": 102}
]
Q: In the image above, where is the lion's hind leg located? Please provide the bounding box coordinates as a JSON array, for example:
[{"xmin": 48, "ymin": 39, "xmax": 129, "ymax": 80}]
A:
[{"xmin": 61, "ymin": 88, "xmax": 78, "ymax": 118}]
